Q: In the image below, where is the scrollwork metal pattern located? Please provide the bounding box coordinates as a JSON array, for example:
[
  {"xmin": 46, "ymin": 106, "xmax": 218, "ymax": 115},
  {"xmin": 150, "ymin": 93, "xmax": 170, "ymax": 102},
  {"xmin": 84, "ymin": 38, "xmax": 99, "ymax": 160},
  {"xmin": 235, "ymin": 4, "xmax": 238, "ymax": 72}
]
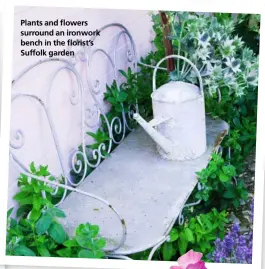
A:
[{"xmin": 9, "ymin": 23, "xmax": 138, "ymax": 253}]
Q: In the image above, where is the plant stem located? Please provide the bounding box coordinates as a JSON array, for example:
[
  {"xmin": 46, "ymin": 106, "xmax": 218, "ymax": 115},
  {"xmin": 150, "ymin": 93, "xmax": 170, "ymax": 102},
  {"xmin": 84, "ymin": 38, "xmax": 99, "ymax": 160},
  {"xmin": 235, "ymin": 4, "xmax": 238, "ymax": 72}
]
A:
[{"xmin": 177, "ymin": 21, "xmax": 185, "ymax": 77}]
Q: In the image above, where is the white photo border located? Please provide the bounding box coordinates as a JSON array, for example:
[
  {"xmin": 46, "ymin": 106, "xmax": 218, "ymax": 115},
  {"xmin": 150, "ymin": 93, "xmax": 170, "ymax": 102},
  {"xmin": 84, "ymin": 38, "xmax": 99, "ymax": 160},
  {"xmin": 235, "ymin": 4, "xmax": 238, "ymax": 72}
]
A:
[{"xmin": 0, "ymin": 1, "xmax": 264, "ymax": 269}]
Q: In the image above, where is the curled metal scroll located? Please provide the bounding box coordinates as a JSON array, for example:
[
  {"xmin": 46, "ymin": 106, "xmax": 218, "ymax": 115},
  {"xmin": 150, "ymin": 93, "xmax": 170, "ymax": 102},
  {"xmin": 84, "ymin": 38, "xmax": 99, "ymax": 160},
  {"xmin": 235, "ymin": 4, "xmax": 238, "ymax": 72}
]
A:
[{"xmin": 85, "ymin": 23, "xmax": 138, "ymax": 150}]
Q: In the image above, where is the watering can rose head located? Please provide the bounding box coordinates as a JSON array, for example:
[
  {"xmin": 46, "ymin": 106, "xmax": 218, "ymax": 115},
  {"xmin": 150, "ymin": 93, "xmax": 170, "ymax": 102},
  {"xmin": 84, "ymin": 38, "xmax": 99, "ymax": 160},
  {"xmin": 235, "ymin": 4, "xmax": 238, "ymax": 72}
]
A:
[{"xmin": 170, "ymin": 250, "xmax": 207, "ymax": 269}]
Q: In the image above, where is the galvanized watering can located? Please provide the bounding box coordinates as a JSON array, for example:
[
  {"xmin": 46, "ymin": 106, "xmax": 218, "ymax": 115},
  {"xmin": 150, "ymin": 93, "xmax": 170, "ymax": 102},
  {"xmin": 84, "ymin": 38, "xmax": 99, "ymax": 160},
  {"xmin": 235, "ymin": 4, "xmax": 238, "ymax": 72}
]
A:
[{"xmin": 133, "ymin": 55, "xmax": 207, "ymax": 161}]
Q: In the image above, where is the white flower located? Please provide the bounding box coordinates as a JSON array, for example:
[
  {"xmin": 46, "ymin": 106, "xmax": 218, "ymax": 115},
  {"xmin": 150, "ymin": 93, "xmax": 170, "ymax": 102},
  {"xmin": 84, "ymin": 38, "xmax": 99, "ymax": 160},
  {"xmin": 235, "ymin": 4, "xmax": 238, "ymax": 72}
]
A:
[
  {"xmin": 225, "ymin": 57, "xmax": 241, "ymax": 73},
  {"xmin": 197, "ymin": 32, "xmax": 211, "ymax": 48},
  {"xmin": 204, "ymin": 78, "xmax": 212, "ymax": 85},
  {"xmin": 246, "ymin": 69, "xmax": 258, "ymax": 86},
  {"xmin": 233, "ymin": 35, "xmax": 244, "ymax": 49},
  {"xmin": 196, "ymin": 47, "xmax": 211, "ymax": 61},
  {"xmin": 223, "ymin": 69, "xmax": 237, "ymax": 87},
  {"xmin": 211, "ymin": 65, "xmax": 223, "ymax": 79},
  {"xmin": 213, "ymin": 32, "xmax": 222, "ymax": 42},
  {"xmin": 221, "ymin": 38, "xmax": 236, "ymax": 57}
]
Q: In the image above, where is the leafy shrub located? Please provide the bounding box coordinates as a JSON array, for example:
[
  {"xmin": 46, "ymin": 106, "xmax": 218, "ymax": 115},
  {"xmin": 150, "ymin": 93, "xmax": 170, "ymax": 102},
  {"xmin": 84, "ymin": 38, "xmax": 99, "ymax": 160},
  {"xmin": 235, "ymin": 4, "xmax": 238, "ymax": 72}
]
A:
[
  {"xmin": 13, "ymin": 162, "xmax": 60, "ymax": 220},
  {"xmin": 6, "ymin": 163, "xmax": 106, "ymax": 259},
  {"xmin": 166, "ymin": 209, "xmax": 228, "ymax": 259},
  {"xmin": 132, "ymin": 209, "xmax": 228, "ymax": 261},
  {"xmin": 195, "ymin": 153, "xmax": 248, "ymax": 210}
]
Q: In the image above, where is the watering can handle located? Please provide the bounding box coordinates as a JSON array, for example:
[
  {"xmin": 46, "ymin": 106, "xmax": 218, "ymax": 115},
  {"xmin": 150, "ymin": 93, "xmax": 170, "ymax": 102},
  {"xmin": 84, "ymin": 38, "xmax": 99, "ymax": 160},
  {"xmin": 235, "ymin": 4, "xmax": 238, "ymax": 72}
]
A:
[{"xmin": 152, "ymin": 55, "xmax": 204, "ymax": 99}]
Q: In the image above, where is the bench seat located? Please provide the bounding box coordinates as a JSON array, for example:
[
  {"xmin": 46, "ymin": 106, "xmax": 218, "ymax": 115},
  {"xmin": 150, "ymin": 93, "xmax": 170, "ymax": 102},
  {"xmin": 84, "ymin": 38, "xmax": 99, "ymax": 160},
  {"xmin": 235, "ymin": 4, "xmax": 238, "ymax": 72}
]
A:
[{"xmin": 59, "ymin": 116, "xmax": 229, "ymax": 255}]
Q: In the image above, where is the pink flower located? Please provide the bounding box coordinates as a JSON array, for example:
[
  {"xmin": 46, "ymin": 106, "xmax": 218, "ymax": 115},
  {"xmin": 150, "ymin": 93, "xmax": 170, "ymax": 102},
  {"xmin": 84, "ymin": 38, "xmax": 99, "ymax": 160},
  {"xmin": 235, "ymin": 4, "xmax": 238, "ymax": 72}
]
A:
[{"xmin": 170, "ymin": 250, "xmax": 207, "ymax": 269}]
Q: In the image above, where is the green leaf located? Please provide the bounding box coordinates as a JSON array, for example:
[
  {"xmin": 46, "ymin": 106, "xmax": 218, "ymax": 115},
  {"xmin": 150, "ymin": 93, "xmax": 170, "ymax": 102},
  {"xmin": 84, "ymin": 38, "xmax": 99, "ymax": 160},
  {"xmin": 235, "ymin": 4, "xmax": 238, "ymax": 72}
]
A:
[
  {"xmin": 106, "ymin": 97, "xmax": 117, "ymax": 105},
  {"xmin": 7, "ymin": 208, "xmax": 13, "ymax": 219},
  {"xmin": 78, "ymin": 249, "xmax": 96, "ymax": 258},
  {"xmin": 16, "ymin": 205, "xmax": 31, "ymax": 218},
  {"xmin": 76, "ymin": 235, "xmax": 92, "ymax": 248},
  {"xmin": 63, "ymin": 239, "xmax": 79, "ymax": 248},
  {"xmin": 14, "ymin": 245, "xmax": 36, "ymax": 256},
  {"xmin": 117, "ymin": 91, "xmax": 128, "ymax": 102},
  {"xmin": 33, "ymin": 196, "xmax": 42, "ymax": 211},
  {"xmin": 89, "ymin": 225, "xmax": 100, "ymax": 237},
  {"xmin": 219, "ymin": 172, "xmax": 231, "ymax": 182},
  {"xmin": 30, "ymin": 162, "xmax": 37, "ymax": 174},
  {"xmin": 119, "ymin": 69, "xmax": 128, "ymax": 78},
  {"xmin": 13, "ymin": 191, "xmax": 32, "ymax": 201},
  {"xmin": 87, "ymin": 132, "xmax": 97, "ymax": 139},
  {"xmin": 233, "ymin": 117, "xmax": 242, "ymax": 128},
  {"xmin": 10, "ymin": 218, "xmax": 17, "ymax": 228},
  {"xmin": 184, "ymin": 228, "xmax": 194, "ymax": 242},
  {"xmin": 56, "ymin": 248, "xmax": 72, "ymax": 257},
  {"xmin": 36, "ymin": 213, "xmax": 53, "ymax": 235},
  {"xmin": 223, "ymin": 189, "xmax": 236, "ymax": 199},
  {"xmin": 233, "ymin": 199, "xmax": 240, "ymax": 208},
  {"xmin": 169, "ymin": 228, "xmax": 179, "ymax": 242},
  {"xmin": 95, "ymin": 238, "xmax": 106, "ymax": 249},
  {"xmin": 178, "ymin": 232, "xmax": 188, "ymax": 255},
  {"xmin": 49, "ymin": 208, "xmax": 66, "ymax": 218},
  {"xmin": 37, "ymin": 245, "xmax": 50, "ymax": 257},
  {"xmin": 29, "ymin": 209, "xmax": 41, "ymax": 221},
  {"xmin": 39, "ymin": 165, "xmax": 50, "ymax": 177},
  {"xmin": 48, "ymin": 222, "xmax": 68, "ymax": 244},
  {"xmin": 162, "ymin": 242, "xmax": 174, "ymax": 261}
]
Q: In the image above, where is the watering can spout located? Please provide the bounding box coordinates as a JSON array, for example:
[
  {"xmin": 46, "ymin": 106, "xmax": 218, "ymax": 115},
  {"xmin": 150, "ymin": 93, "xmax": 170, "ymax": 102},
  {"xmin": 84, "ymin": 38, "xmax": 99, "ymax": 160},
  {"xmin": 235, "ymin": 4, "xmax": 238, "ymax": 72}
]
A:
[{"xmin": 133, "ymin": 113, "xmax": 173, "ymax": 154}]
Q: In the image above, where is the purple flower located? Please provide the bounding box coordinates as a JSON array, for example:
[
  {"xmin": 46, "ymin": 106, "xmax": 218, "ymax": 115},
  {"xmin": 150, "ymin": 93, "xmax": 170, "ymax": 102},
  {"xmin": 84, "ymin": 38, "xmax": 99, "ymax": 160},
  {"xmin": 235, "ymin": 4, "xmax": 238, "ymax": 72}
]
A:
[
  {"xmin": 231, "ymin": 222, "xmax": 240, "ymax": 235},
  {"xmin": 224, "ymin": 232, "xmax": 235, "ymax": 250},
  {"xmin": 210, "ymin": 201, "xmax": 253, "ymax": 264}
]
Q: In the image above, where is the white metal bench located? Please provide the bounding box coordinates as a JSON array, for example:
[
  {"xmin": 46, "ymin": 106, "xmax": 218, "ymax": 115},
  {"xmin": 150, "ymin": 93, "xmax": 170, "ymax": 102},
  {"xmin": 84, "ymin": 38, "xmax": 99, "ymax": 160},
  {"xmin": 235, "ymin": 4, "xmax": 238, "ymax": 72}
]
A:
[{"xmin": 9, "ymin": 23, "xmax": 229, "ymax": 260}]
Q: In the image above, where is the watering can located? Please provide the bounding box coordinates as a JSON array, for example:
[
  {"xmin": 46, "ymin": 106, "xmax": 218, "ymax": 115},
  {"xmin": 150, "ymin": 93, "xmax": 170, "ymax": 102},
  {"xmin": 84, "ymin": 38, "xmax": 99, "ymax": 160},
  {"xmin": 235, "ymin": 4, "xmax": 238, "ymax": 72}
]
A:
[{"xmin": 133, "ymin": 55, "xmax": 207, "ymax": 161}]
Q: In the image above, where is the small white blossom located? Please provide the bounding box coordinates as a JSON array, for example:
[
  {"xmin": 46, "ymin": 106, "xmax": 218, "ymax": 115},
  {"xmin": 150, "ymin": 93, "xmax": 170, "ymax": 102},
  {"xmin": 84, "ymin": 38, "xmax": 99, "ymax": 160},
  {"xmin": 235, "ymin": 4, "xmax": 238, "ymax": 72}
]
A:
[
  {"xmin": 196, "ymin": 47, "xmax": 211, "ymax": 61},
  {"xmin": 233, "ymin": 35, "xmax": 244, "ymax": 49},
  {"xmin": 221, "ymin": 38, "xmax": 236, "ymax": 57},
  {"xmin": 197, "ymin": 32, "xmax": 211, "ymax": 48},
  {"xmin": 225, "ymin": 57, "xmax": 241, "ymax": 73}
]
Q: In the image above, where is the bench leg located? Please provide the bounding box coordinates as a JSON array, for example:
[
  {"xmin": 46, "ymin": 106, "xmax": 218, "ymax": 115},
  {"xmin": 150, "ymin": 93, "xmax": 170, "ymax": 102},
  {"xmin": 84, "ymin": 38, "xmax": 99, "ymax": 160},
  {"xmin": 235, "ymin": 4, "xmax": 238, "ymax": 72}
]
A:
[
  {"xmin": 178, "ymin": 182, "xmax": 203, "ymax": 225},
  {"xmin": 148, "ymin": 235, "xmax": 170, "ymax": 260}
]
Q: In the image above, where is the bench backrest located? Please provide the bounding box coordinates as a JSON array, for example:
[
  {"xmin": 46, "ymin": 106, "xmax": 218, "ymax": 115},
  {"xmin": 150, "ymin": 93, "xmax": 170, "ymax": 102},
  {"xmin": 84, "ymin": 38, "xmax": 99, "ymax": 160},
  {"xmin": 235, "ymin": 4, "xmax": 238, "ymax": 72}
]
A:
[{"xmin": 9, "ymin": 23, "xmax": 138, "ymax": 206}]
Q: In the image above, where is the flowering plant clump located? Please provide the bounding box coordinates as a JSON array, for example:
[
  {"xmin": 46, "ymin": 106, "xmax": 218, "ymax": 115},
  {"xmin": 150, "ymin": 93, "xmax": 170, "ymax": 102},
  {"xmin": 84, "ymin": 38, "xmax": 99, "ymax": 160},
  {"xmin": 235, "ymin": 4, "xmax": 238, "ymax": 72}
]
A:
[
  {"xmin": 209, "ymin": 199, "xmax": 254, "ymax": 264},
  {"xmin": 163, "ymin": 12, "xmax": 259, "ymax": 98},
  {"xmin": 170, "ymin": 250, "xmax": 207, "ymax": 269}
]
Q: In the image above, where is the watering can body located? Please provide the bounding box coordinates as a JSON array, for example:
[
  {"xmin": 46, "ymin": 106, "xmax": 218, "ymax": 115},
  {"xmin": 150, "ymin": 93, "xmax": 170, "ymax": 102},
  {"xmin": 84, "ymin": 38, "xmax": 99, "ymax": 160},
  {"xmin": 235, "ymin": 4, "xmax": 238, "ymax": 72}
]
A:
[{"xmin": 133, "ymin": 55, "xmax": 207, "ymax": 161}]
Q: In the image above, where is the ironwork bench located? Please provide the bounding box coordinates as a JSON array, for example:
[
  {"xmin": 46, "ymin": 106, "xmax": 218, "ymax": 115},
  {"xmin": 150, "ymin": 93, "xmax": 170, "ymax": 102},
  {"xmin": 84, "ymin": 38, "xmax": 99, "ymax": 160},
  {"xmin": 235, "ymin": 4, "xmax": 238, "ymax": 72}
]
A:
[{"xmin": 9, "ymin": 23, "xmax": 229, "ymax": 260}]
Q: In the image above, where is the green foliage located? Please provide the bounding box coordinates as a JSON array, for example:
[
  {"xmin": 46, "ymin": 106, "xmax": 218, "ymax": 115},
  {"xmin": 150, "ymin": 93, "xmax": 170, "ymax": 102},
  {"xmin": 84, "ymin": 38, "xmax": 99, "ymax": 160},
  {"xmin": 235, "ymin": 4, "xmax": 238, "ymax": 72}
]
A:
[
  {"xmin": 104, "ymin": 68, "xmax": 137, "ymax": 115},
  {"xmin": 171, "ymin": 209, "xmax": 228, "ymax": 258},
  {"xmin": 6, "ymin": 163, "xmax": 106, "ymax": 259},
  {"xmin": 14, "ymin": 162, "xmax": 57, "ymax": 220},
  {"xmin": 195, "ymin": 153, "xmax": 248, "ymax": 210},
  {"xmin": 56, "ymin": 223, "xmax": 106, "ymax": 258},
  {"xmin": 234, "ymin": 14, "xmax": 260, "ymax": 54},
  {"xmin": 6, "ymin": 206, "xmax": 68, "ymax": 257},
  {"xmin": 132, "ymin": 209, "xmax": 228, "ymax": 261}
]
